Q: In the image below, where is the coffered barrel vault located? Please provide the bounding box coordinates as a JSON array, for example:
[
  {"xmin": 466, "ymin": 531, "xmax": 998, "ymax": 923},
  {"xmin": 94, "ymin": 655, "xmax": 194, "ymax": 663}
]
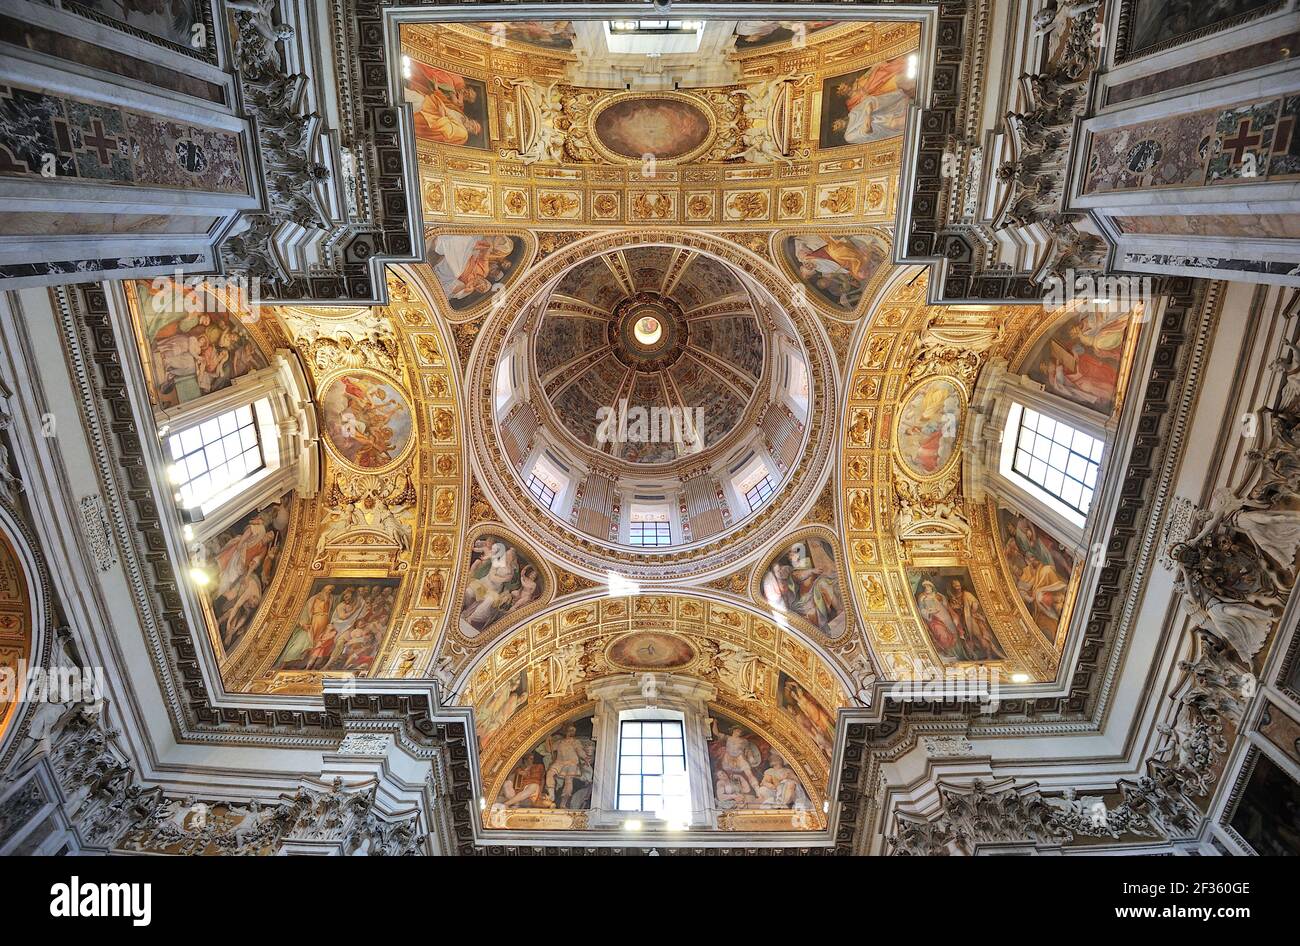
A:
[{"xmin": 0, "ymin": 1, "xmax": 1296, "ymax": 863}]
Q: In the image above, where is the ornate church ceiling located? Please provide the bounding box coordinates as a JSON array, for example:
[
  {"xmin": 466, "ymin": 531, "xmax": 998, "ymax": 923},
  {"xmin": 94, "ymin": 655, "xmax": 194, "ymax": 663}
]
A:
[
  {"xmin": 402, "ymin": 19, "xmax": 918, "ymax": 234},
  {"xmin": 112, "ymin": 14, "xmax": 1145, "ymax": 836}
]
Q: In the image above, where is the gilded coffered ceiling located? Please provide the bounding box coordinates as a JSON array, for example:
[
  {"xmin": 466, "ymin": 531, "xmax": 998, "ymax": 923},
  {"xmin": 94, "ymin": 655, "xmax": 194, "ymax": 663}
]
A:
[
  {"xmin": 534, "ymin": 245, "xmax": 765, "ymax": 464},
  {"xmin": 402, "ymin": 19, "xmax": 919, "ymax": 232}
]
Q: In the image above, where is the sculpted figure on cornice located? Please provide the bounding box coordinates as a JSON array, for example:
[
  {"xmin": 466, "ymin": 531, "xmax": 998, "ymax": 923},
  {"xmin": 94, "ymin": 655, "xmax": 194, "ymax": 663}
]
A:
[
  {"xmin": 315, "ymin": 471, "xmax": 417, "ymax": 563},
  {"xmin": 280, "ymin": 310, "xmax": 401, "ymax": 376},
  {"xmin": 1168, "ymin": 364, "xmax": 1300, "ymax": 663},
  {"xmin": 992, "ymin": 3, "xmax": 1106, "ymax": 283},
  {"xmin": 221, "ymin": 0, "xmax": 332, "ymax": 285}
]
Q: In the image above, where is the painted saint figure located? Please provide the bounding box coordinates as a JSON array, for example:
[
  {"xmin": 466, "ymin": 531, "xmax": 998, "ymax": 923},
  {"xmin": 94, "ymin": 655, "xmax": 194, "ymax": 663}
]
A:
[
  {"xmin": 911, "ymin": 569, "xmax": 1006, "ymax": 663},
  {"xmin": 1028, "ymin": 311, "xmax": 1131, "ymax": 415},
  {"xmin": 203, "ymin": 499, "xmax": 290, "ymax": 652},
  {"xmin": 404, "ymin": 62, "xmax": 484, "ymax": 147},
  {"xmin": 786, "ymin": 234, "xmax": 885, "ymax": 312},
  {"xmin": 430, "ymin": 233, "xmax": 518, "ymax": 305},
  {"xmin": 460, "ymin": 536, "xmax": 543, "ymax": 635},
  {"xmin": 760, "ymin": 538, "xmax": 845, "ymax": 636},
  {"xmin": 822, "ymin": 55, "xmax": 916, "ymax": 147}
]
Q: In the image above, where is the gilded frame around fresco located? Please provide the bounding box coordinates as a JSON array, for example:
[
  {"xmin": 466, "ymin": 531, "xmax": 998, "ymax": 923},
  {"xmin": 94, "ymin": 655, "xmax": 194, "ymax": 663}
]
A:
[
  {"xmin": 315, "ymin": 366, "xmax": 419, "ymax": 476},
  {"xmin": 585, "ymin": 90, "xmax": 721, "ymax": 166},
  {"xmin": 449, "ymin": 521, "xmax": 555, "ymax": 651},
  {"xmin": 771, "ymin": 226, "xmax": 894, "ymax": 320},
  {"xmin": 891, "ymin": 374, "xmax": 969, "ymax": 486},
  {"xmin": 750, "ymin": 524, "xmax": 854, "ymax": 645},
  {"xmin": 417, "ymin": 226, "xmax": 538, "ymax": 323}
]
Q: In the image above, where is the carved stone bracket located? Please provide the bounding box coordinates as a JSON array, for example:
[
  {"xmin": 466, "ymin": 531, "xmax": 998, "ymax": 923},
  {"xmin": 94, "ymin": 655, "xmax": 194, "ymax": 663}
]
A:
[
  {"xmin": 990, "ymin": 5, "xmax": 1105, "ymax": 284},
  {"xmin": 889, "ymin": 778, "xmax": 1068, "ymax": 854}
]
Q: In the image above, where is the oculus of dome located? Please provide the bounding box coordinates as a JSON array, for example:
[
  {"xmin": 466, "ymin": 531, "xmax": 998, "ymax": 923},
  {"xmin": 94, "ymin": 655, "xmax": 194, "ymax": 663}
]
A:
[{"xmin": 607, "ymin": 293, "xmax": 689, "ymax": 371}]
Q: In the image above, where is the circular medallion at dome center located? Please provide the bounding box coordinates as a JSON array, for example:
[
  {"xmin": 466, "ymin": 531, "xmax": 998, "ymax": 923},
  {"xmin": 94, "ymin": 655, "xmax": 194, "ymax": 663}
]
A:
[{"xmin": 608, "ymin": 292, "xmax": 688, "ymax": 371}]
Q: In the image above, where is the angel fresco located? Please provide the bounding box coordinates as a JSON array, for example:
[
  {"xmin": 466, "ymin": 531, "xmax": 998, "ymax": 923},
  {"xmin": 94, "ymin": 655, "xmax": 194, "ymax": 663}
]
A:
[
  {"xmin": 319, "ymin": 374, "xmax": 412, "ymax": 469},
  {"xmin": 460, "ymin": 536, "xmax": 543, "ymax": 636}
]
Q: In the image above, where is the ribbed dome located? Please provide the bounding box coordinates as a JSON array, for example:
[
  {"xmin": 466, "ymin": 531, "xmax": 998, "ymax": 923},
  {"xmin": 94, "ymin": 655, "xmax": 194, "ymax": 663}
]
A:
[{"xmin": 533, "ymin": 246, "xmax": 766, "ymax": 465}]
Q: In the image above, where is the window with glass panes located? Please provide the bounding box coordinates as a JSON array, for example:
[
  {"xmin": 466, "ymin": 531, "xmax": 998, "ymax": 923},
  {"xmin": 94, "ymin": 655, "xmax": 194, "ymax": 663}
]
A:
[
  {"xmin": 744, "ymin": 474, "xmax": 776, "ymax": 512},
  {"xmin": 1010, "ymin": 406, "xmax": 1102, "ymax": 516},
  {"xmin": 629, "ymin": 519, "xmax": 671, "ymax": 546},
  {"xmin": 525, "ymin": 472, "xmax": 556, "ymax": 508},
  {"xmin": 616, "ymin": 719, "xmax": 688, "ymax": 813},
  {"xmin": 167, "ymin": 404, "xmax": 264, "ymax": 508}
]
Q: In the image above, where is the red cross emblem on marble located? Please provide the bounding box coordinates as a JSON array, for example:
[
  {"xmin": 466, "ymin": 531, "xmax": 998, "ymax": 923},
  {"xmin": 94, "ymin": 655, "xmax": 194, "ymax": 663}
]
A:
[
  {"xmin": 82, "ymin": 118, "xmax": 119, "ymax": 166},
  {"xmin": 1221, "ymin": 118, "xmax": 1263, "ymax": 165}
]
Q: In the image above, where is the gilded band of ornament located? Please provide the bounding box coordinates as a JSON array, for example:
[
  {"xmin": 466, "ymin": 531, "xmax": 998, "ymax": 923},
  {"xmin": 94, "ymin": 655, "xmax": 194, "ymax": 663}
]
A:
[
  {"xmin": 456, "ymin": 593, "xmax": 848, "ymax": 747},
  {"xmin": 402, "ymin": 20, "xmax": 914, "ymax": 231},
  {"xmin": 419, "ymin": 161, "xmax": 900, "ymax": 230}
]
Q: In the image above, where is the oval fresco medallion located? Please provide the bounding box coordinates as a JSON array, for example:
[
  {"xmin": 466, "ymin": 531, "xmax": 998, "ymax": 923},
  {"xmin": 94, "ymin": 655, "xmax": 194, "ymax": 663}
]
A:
[
  {"xmin": 592, "ymin": 95, "xmax": 713, "ymax": 162},
  {"xmin": 319, "ymin": 371, "xmax": 414, "ymax": 471},
  {"xmin": 606, "ymin": 631, "xmax": 696, "ymax": 670},
  {"xmin": 894, "ymin": 377, "xmax": 965, "ymax": 479}
]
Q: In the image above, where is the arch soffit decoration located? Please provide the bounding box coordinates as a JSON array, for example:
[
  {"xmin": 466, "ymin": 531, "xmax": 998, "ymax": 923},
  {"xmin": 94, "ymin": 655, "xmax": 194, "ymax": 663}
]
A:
[
  {"xmin": 208, "ymin": 268, "xmax": 469, "ymax": 694},
  {"xmin": 838, "ymin": 269, "xmax": 1078, "ymax": 684},
  {"xmin": 458, "ymin": 592, "xmax": 849, "ymax": 810},
  {"xmin": 483, "ymin": 697, "xmax": 830, "ymax": 828},
  {"xmin": 455, "ymin": 593, "xmax": 849, "ymax": 723},
  {"xmin": 0, "ymin": 502, "xmax": 50, "ymax": 768}
]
